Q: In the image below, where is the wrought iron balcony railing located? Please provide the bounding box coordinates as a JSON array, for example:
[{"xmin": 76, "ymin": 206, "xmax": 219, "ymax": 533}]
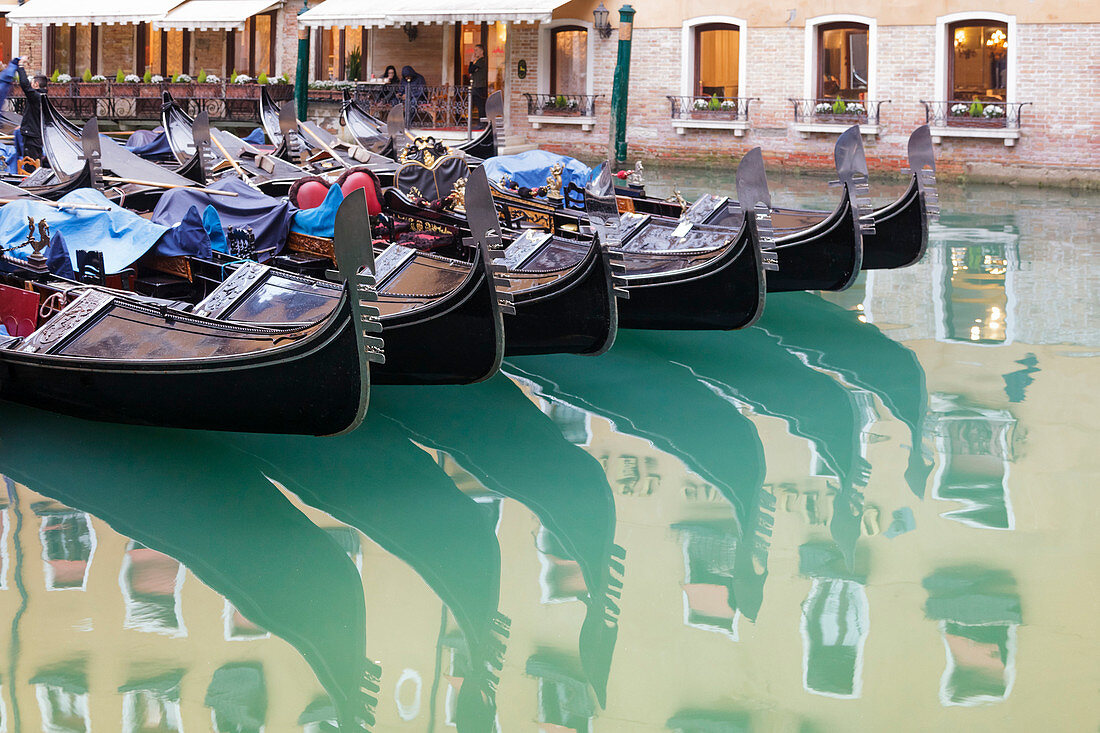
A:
[
  {"xmin": 523, "ymin": 93, "xmax": 601, "ymax": 118},
  {"xmin": 667, "ymin": 96, "xmax": 758, "ymax": 122},
  {"xmin": 5, "ymin": 82, "xmax": 294, "ymax": 122},
  {"xmin": 790, "ymin": 98, "xmax": 888, "ymax": 126},
  {"xmin": 310, "ymin": 82, "xmax": 477, "ymax": 129},
  {"xmin": 920, "ymin": 100, "xmax": 1030, "ymax": 129}
]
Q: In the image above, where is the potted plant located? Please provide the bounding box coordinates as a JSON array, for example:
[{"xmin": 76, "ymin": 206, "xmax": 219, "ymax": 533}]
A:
[
  {"xmin": 813, "ymin": 96, "xmax": 867, "ymax": 123},
  {"xmin": 193, "ymin": 70, "xmax": 221, "ymax": 99},
  {"xmin": 947, "ymin": 98, "xmax": 1007, "ymax": 128},
  {"xmin": 266, "ymin": 73, "xmax": 294, "ymax": 101},
  {"xmin": 542, "ymin": 94, "xmax": 581, "ymax": 116}
]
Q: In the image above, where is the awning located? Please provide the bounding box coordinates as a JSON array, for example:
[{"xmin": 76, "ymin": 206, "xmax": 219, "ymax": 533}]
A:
[
  {"xmin": 5, "ymin": 0, "xmax": 184, "ymax": 25},
  {"xmin": 156, "ymin": 0, "xmax": 282, "ymax": 30},
  {"xmin": 297, "ymin": 0, "xmax": 567, "ymax": 28}
]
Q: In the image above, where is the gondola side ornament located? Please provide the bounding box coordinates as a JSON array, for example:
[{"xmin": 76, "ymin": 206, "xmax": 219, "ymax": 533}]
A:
[
  {"xmin": 192, "ymin": 110, "xmax": 215, "ymax": 184},
  {"xmin": 585, "ymin": 162, "xmax": 630, "ymax": 299},
  {"xmin": 907, "ymin": 124, "xmax": 940, "ymax": 225},
  {"xmin": 834, "ymin": 125, "xmax": 876, "ymax": 237},
  {"xmin": 463, "ymin": 166, "xmax": 516, "ymax": 316},
  {"xmin": 79, "ymin": 117, "xmax": 104, "ymax": 189},
  {"xmin": 331, "ymin": 188, "xmax": 385, "ymax": 366},
  {"xmin": 735, "ymin": 147, "xmax": 778, "ymax": 272}
]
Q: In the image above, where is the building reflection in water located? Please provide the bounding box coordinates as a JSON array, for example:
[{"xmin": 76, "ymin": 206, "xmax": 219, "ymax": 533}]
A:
[
  {"xmin": 799, "ymin": 542, "xmax": 870, "ymax": 699},
  {"xmin": 924, "ymin": 567, "xmax": 1021, "ymax": 706}
]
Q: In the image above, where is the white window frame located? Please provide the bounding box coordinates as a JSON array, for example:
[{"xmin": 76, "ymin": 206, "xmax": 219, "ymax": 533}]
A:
[
  {"xmin": 934, "ymin": 11, "xmax": 1016, "ymax": 106},
  {"xmin": 537, "ymin": 18, "xmax": 594, "ymax": 97},
  {"xmin": 531, "ymin": 18, "xmax": 596, "ymax": 131},
  {"xmin": 930, "ymin": 12, "xmax": 1019, "ymax": 145},
  {"xmin": 674, "ymin": 16, "xmax": 749, "ymax": 135},
  {"xmin": 803, "ymin": 14, "xmax": 877, "ymax": 103},
  {"xmin": 797, "ymin": 15, "xmax": 879, "ymax": 136}
]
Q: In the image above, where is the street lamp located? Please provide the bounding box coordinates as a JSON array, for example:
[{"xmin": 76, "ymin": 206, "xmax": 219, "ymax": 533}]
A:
[{"xmin": 593, "ymin": 2, "xmax": 613, "ymax": 38}]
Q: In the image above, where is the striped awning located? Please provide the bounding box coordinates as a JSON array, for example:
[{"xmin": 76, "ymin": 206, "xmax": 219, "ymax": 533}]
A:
[
  {"xmin": 297, "ymin": 0, "xmax": 567, "ymax": 28},
  {"xmin": 5, "ymin": 0, "xmax": 184, "ymax": 25},
  {"xmin": 155, "ymin": 0, "xmax": 282, "ymax": 30}
]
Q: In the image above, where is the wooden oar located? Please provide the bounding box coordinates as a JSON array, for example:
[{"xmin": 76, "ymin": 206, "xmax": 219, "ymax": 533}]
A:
[
  {"xmin": 300, "ymin": 125, "xmax": 350, "ymax": 168},
  {"xmin": 0, "ymin": 198, "xmax": 113, "ymax": 211},
  {"xmin": 208, "ymin": 135, "xmax": 262, "ymax": 190},
  {"xmin": 102, "ymin": 176, "xmax": 239, "ymax": 196}
]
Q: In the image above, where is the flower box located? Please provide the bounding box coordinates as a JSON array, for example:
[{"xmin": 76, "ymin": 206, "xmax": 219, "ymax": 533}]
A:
[
  {"xmin": 267, "ymin": 84, "xmax": 294, "ymax": 101},
  {"xmin": 193, "ymin": 83, "xmax": 222, "ymax": 99},
  {"xmin": 165, "ymin": 82, "xmax": 194, "ymax": 98},
  {"xmin": 689, "ymin": 110, "xmax": 739, "ymax": 121},
  {"xmin": 813, "ymin": 113, "xmax": 867, "ymax": 124},
  {"xmin": 540, "ymin": 108, "xmax": 583, "ymax": 116},
  {"xmin": 946, "ymin": 116, "xmax": 1006, "ymax": 128},
  {"xmin": 225, "ymin": 84, "xmax": 260, "ymax": 99}
]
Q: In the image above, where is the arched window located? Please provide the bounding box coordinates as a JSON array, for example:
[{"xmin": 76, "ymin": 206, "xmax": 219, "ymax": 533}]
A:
[
  {"xmin": 550, "ymin": 25, "xmax": 587, "ymax": 95},
  {"xmin": 948, "ymin": 20, "xmax": 1008, "ymax": 101},
  {"xmin": 817, "ymin": 22, "xmax": 868, "ymax": 99},
  {"xmin": 694, "ymin": 23, "xmax": 739, "ymax": 98}
]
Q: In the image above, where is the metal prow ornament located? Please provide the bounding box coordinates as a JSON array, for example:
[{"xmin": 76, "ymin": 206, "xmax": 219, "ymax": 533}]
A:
[{"xmin": 23, "ymin": 217, "xmax": 50, "ymax": 273}]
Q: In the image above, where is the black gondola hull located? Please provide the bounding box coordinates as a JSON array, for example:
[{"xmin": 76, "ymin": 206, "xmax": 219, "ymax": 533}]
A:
[
  {"xmin": 765, "ymin": 192, "xmax": 862, "ymax": 293},
  {"xmin": 618, "ymin": 225, "xmax": 764, "ymax": 331},
  {"xmin": 860, "ymin": 176, "xmax": 927, "ymax": 269},
  {"xmin": 504, "ymin": 241, "xmax": 618, "ymax": 356},
  {"xmin": 0, "ymin": 294, "xmax": 366, "ymax": 435}
]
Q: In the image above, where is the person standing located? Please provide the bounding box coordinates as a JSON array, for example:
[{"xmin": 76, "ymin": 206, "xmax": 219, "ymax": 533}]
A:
[
  {"xmin": 15, "ymin": 59, "xmax": 48, "ymax": 166},
  {"xmin": 468, "ymin": 44, "xmax": 488, "ymax": 123}
]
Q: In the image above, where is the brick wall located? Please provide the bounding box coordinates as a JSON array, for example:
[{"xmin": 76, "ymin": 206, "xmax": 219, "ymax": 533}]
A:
[
  {"xmin": 507, "ymin": 21, "xmax": 1100, "ymax": 185},
  {"xmin": 369, "ymin": 26, "xmax": 447, "ymax": 86},
  {"xmin": 192, "ymin": 31, "xmax": 223, "ymax": 76},
  {"xmin": 99, "ymin": 25, "xmax": 135, "ymax": 75}
]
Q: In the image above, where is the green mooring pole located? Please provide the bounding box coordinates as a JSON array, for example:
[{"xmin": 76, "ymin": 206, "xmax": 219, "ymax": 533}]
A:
[
  {"xmin": 608, "ymin": 4, "xmax": 636, "ymax": 168},
  {"xmin": 295, "ymin": 25, "xmax": 310, "ymax": 121}
]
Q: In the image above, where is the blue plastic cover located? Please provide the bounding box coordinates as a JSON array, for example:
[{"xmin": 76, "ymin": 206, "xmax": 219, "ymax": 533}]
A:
[
  {"xmin": 46, "ymin": 231, "xmax": 75, "ymax": 279},
  {"xmin": 243, "ymin": 127, "xmax": 266, "ymax": 145},
  {"xmin": 0, "ymin": 142, "xmax": 17, "ymax": 174},
  {"xmin": 482, "ymin": 150, "xmax": 592, "ymax": 193},
  {"xmin": 126, "ymin": 128, "xmax": 176, "ymax": 162},
  {"xmin": 155, "ymin": 205, "xmax": 213, "ymax": 259},
  {"xmin": 290, "ymin": 183, "xmax": 343, "ymax": 238},
  {"xmin": 203, "ymin": 205, "xmax": 229, "ymax": 254},
  {"xmin": 151, "ymin": 176, "xmax": 292, "ymax": 262},
  {"xmin": 0, "ymin": 188, "xmax": 168, "ymax": 275}
]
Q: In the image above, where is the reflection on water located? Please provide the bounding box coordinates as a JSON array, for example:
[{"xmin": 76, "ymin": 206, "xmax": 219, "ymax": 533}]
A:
[{"xmin": 0, "ymin": 175, "xmax": 1096, "ymax": 731}]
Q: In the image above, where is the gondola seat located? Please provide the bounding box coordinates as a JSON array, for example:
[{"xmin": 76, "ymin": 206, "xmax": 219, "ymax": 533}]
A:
[{"xmin": 0, "ymin": 283, "xmax": 39, "ymax": 337}]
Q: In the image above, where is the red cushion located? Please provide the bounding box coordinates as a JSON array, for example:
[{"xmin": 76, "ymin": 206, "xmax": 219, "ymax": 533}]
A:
[
  {"xmin": 295, "ymin": 180, "xmax": 330, "ymax": 210},
  {"xmin": 339, "ymin": 171, "xmax": 382, "ymax": 216}
]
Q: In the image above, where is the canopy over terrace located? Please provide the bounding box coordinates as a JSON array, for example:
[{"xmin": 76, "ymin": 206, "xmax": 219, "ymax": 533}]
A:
[
  {"xmin": 5, "ymin": 0, "xmax": 184, "ymax": 25},
  {"xmin": 297, "ymin": 0, "xmax": 568, "ymax": 27},
  {"xmin": 155, "ymin": 0, "xmax": 283, "ymax": 31}
]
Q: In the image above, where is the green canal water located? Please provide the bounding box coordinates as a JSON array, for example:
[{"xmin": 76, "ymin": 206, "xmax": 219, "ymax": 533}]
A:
[{"xmin": 0, "ymin": 171, "xmax": 1095, "ymax": 732}]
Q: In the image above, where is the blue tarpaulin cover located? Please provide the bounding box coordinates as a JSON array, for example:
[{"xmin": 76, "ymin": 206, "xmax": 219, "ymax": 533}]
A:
[
  {"xmin": 482, "ymin": 150, "xmax": 593, "ymax": 193},
  {"xmin": 203, "ymin": 205, "xmax": 229, "ymax": 254},
  {"xmin": 46, "ymin": 231, "xmax": 75, "ymax": 279},
  {"xmin": 152, "ymin": 176, "xmax": 292, "ymax": 262},
  {"xmin": 243, "ymin": 127, "xmax": 267, "ymax": 145},
  {"xmin": 290, "ymin": 183, "xmax": 342, "ymax": 238},
  {"xmin": 126, "ymin": 128, "xmax": 176, "ymax": 162},
  {"xmin": 157, "ymin": 205, "xmax": 214, "ymax": 259},
  {"xmin": 0, "ymin": 189, "xmax": 168, "ymax": 275}
]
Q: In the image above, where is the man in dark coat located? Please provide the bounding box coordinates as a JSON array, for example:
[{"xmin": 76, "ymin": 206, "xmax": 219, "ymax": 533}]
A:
[
  {"xmin": 468, "ymin": 44, "xmax": 488, "ymax": 122},
  {"xmin": 16, "ymin": 60, "xmax": 48, "ymax": 166},
  {"xmin": 400, "ymin": 65, "xmax": 427, "ymax": 109}
]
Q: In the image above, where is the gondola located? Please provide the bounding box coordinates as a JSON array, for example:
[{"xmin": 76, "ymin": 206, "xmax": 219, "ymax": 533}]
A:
[
  {"xmin": 384, "ymin": 166, "xmax": 623, "ymax": 356},
  {"xmin": 581, "ymin": 147, "xmax": 771, "ymax": 330},
  {"xmin": 210, "ymin": 185, "xmax": 506, "ymax": 385},
  {"xmin": 0, "ymin": 192, "xmax": 382, "ymax": 434},
  {"xmin": 342, "ymin": 90, "xmax": 502, "ymax": 162}
]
